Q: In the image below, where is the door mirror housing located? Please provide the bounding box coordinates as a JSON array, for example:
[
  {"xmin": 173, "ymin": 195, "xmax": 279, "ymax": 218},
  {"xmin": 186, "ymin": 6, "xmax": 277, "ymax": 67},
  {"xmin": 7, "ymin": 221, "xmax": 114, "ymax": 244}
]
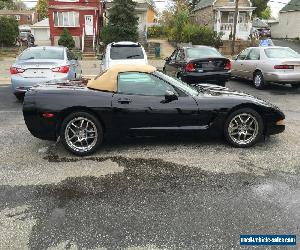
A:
[
  {"xmin": 165, "ymin": 90, "xmax": 178, "ymax": 102},
  {"xmin": 164, "ymin": 57, "xmax": 170, "ymax": 61},
  {"xmin": 232, "ymin": 55, "xmax": 238, "ymax": 60}
]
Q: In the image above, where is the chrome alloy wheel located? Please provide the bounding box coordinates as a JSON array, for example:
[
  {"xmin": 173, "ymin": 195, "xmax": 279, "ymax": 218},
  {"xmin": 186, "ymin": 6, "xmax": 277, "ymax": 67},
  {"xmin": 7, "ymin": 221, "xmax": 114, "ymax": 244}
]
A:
[
  {"xmin": 254, "ymin": 74, "xmax": 262, "ymax": 87},
  {"xmin": 65, "ymin": 117, "xmax": 98, "ymax": 153},
  {"xmin": 228, "ymin": 113, "xmax": 259, "ymax": 145}
]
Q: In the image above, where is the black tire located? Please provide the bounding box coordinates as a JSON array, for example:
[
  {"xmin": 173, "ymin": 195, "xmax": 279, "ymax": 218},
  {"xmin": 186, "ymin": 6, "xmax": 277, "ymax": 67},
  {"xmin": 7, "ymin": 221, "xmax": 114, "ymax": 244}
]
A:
[
  {"xmin": 224, "ymin": 108, "xmax": 264, "ymax": 148},
  {"xmin": 291, "ymin": 84, "xmax": 300, "ymax": 89},
  {"xmin": 253, "ymin": 71, "xmax": 266, "ymax": 89},
  {"xmin": 60, "ymin": 111, "xmax": 103, "ymax": 156},
  {"xmin": 14, "ymin": 93, "xmax": 24, "ymax": 101}
]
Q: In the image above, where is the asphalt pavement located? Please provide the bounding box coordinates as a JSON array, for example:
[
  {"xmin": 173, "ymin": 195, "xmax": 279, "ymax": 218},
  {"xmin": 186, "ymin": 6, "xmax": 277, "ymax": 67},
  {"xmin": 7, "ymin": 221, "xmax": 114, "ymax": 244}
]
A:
[{"xmin": 0, "ymin": 79, "xmax": 300, "ymax": 249}]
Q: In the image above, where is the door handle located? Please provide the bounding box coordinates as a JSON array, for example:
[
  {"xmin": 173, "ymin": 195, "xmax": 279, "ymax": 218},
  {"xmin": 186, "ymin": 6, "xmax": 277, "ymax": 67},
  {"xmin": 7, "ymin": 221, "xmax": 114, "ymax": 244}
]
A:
[{"xmin": 117, "ymin": 98, "xmax": 132, "ymax": 104}]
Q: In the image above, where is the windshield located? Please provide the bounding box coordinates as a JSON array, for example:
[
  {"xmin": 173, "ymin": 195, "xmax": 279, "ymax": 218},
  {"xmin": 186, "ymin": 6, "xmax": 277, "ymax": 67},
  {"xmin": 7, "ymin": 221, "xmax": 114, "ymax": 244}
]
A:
[
  {"xmin": 19, "ymin": 48, "xmax": 65, "ymax": 60},
  {"xmin": 186, "ymin": 47, "xmax": 222, "ymax": 59},
  {"xmin": 154, "ymin": 71, "xmax": 199, "ymax": 96},
  {"xmin": 264, "ymin": 48, "xmax": 300, "ymax": 58},
  {"xmin": 110, "ymin": 46, "xmax": 144, "ymax": 60}
]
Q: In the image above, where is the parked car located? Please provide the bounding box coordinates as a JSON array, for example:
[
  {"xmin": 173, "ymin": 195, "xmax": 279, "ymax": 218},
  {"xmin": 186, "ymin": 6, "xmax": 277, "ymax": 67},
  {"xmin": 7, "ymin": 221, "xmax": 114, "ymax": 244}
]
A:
[
  {"xmin": 163, "ymin": 45, "xmax": 231, "ymax": 86},
  {"xmin": 10, "ymin": 46, "xmax": 82, "ymax": 100},
  {"xmin": 23, "ymin": 64, "xmax": 285, "ymax": 156},
  {"xmin": 100, "ymin": 41, "xmax": 148, "ymax": 71},
  {"xmin": 231, "ymin": 46, "xmax": 300, "ymax": 89},
  {"xmin": 18, "ymin": 31, "xmax": 35, "ymax": 47},
  {"xmin": 257, "ymin": 27, "xmax": 271, "ymax": 38}
]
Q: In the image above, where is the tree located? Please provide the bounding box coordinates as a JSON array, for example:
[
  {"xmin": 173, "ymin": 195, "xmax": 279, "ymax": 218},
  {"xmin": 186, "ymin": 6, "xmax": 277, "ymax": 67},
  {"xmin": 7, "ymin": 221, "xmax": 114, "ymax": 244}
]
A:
[
  {"xmin": 0, "ymin": 0, "xmax": 17, "ymax": 10},
  {"xmin": 58, "ymin": 28, "xmax": 75, "ymax": 49},
  {"xmin": 0, "ymin": 16, "xmax": 19, "ymax": 46},
  {"xmin": 251, "ymin": 0, "xmax": 269, "ymax": 18},
  {"xmin": 261, "ymin": 6, "xmax": 272, "ymax": 19},
  {"xmin": 101, "ymin": 0, "xmax": 139, "ymax": 44},
  {"xmin": 36, "ymin": 0, "xmax": 48, "ymax": 21}
]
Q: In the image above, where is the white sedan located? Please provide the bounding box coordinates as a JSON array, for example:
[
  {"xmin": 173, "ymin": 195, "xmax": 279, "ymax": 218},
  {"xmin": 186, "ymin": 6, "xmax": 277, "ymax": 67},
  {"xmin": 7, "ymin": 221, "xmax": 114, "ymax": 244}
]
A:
[{"xmin": 231, "ymin": 46, "xmax": 300, "ymax": 89}]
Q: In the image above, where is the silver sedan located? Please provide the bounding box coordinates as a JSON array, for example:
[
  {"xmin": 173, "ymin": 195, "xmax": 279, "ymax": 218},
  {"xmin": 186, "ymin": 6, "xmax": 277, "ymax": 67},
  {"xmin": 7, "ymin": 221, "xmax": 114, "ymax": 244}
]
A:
[
  {"xmin": 231, "ymin": 46, "xmax": 300, "ymax": 89},
  {"xmin": 10, "ymin": 46, "xmax": 82, "ymax": 100}
]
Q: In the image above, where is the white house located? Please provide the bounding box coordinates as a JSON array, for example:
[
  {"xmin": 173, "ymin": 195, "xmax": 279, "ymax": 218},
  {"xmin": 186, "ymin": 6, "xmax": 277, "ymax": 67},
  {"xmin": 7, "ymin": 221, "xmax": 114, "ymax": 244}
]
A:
[
  {"xmin": 269, "ymin": 0, "xmax": 300, "ymax": 39},
  {"xmin": 30, "ymin": 18, "xmax": 51, "ymax": 46}
]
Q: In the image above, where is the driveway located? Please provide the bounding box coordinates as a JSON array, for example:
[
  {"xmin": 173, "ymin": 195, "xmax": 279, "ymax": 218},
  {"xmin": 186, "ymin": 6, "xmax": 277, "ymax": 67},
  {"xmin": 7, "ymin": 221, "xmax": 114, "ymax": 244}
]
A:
[
  {"xmin": 0, "ymin": 79, "xmax": 299, "ymax": 249},
  {"xmin": 273, "ymin": 39, "xmax": 300, "ymax": 53}
]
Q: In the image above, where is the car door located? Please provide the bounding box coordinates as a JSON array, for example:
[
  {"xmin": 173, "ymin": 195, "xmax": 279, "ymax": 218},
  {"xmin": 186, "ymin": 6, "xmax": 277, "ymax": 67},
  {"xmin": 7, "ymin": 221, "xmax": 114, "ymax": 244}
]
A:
[
  {"xmin": 164, "ymin": 49, "xmax": 178, "ymax": 76},
  {"xmin": 111, "ymin": 72, "xmax": 200, "ymax": 132},
  {"xmin": 231, "ymin": 48, "xmax": 250, "ymax": 78},
  {"xmin": 243, "ymin": 48, "xmax": 261, "ymax": 80}
]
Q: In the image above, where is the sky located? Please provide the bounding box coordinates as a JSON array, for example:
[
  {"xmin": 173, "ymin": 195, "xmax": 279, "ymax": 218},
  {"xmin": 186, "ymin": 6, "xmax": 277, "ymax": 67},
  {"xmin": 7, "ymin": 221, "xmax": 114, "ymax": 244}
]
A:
[{"xmin": 23, "ymin": 0, "xmax": 291, "ymax": 18}]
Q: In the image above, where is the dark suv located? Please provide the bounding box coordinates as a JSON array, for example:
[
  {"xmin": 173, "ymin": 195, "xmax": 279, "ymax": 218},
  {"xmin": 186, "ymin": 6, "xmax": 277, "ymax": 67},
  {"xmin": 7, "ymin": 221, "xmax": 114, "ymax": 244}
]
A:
[{"xmin": 163, "ymin": 46, "xmax": 231, "ymax": 86}]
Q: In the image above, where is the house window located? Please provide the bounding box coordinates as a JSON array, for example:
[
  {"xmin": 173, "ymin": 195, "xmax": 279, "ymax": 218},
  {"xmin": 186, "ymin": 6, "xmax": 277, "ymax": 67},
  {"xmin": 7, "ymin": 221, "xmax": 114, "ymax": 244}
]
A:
[
  {"xmin": 27, "ymin": 15, "xmax": 31, "ymax": 21},
  {"xmin": 228, "ymin": 13, "xmax": 234, "ymax": 23},
  {"xmin": 54, "ymin": 12, "xmax": 79, "ymax": 27},
  {"xmin": 15, "ymin": 15, "xmax": 20, "ymax": 21}
]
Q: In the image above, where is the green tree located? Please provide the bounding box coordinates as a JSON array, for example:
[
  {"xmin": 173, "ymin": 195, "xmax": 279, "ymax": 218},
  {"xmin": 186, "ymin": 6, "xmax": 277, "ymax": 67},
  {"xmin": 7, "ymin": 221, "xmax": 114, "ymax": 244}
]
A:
[
  {"xmin": 261, "ymin": 6, "xmax": 272, "ymax": 19},
  {"xmin": 58, "ymin": 28, "xmax": 75, "ymax": 49},
  {"xmin": 101, "ymin": 0, "xmax": 138, "ymax": 44},
  {"xmin": 36, "ymin": 0, "xmax": 48, "ymax": 20},
  {"xmin": 0, "ymin": 16, "xmax": 19, "ymax": 46},
  {"xmin": 251, "ymin": 0, "xmax": 269, "ymax": 18},
  {"xmin": 0, "ymin": 0, "xmax": 16, "ymax": 10}
]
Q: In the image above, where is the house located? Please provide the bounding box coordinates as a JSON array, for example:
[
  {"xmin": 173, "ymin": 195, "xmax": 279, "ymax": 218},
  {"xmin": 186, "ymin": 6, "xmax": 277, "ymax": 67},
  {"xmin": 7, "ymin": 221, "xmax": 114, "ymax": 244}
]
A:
[
  {"xmin": 192, "ymin": 0, "xmax": 255, "ymax": 40},
  {"xmin": 269, "ymin": 0, "xmax": 300, "ymax": 39},
  {"xmin": 105, "ymin": 0, "xmax": 157, "ymax": 41},
  {"xmin": 0, "ymin": 10, "xmax": 37, "ymax": 25},
  {"xmin": 48, "ymin": 0, "xmax": 104, "ymax": 52},
  {"xmin": 31, "ymin": 18, "xmax": 51, "ymax": 46}
]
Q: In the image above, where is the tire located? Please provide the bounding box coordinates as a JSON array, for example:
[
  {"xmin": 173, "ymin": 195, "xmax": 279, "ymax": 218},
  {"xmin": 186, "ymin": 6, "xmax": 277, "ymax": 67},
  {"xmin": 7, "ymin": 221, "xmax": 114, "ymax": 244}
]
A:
[
  {"xmin": 14, "ymin": 93, "xmax": 24, "ymax": 101},
  {"xmin": 291, "ymin": 84, "xmax": 300, "ymax": 89},
  {"xmin": 60, "ymin": 111, "xmax": 103, "ymax": 156},
  {"xmin": 224, "ymin": 108, "xmax": 264, "ymax": 148},
  {"xmin": 253, "ymin": 71, "xmax": 266, "ymax": 90},
  {"xmin": 218, "ymin": 81, "xmax": 226, "ymax": 87}
]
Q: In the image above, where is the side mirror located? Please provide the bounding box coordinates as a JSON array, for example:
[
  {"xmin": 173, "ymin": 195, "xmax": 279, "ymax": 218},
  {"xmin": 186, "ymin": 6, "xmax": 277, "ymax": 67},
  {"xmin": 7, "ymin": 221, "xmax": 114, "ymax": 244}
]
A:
[
  {"xmin": 164, "ymin": 57, "xmax": 170, "ymax": 61},
  {"xmin": 232, "ymin": 55, "xmax": 238, "ymax": 60},
  {"xmin": 165, "ymin": 90, "xmax": 178, "ymax": 102}
]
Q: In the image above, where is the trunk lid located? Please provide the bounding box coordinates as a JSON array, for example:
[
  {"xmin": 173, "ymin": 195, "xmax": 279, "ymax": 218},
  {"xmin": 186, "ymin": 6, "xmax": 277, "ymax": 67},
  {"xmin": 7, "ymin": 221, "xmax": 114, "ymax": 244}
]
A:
[{"xmin": 188, "ymin": 57, "xmax": 228, "ymax": 72}]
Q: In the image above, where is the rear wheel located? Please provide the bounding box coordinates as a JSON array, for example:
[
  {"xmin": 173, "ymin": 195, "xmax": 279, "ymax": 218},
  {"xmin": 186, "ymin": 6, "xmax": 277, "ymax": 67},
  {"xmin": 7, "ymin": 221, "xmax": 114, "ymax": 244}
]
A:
[
  {"xmin": 253, "ymin": 71, "xmax": 266, "ymax": 90},
  {"xmin": 14, "ymin": 93, "xmax": 24, "ymax": 101},
  {"xmin": 60, "ymin": 112, "xmax": 103, "ymax": 156},
  {"xmin": 224, "ymin": 108, "xmax": 264, "ymax": 148}
]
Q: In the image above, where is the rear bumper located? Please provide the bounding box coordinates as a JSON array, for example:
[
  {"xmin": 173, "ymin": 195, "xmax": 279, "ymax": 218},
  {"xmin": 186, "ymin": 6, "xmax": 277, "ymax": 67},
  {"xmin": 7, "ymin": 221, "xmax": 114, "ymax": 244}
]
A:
[
  {"xmin": 181, "ymin": 71, "xmax": 231, "ymax": 85},
  {"xmin": 11, "ymin": 75, "xmax": 69, "ymax": 94},
  {"xmin": 264, "ymin": 72, "xmax": 300, "ymax": 83}
]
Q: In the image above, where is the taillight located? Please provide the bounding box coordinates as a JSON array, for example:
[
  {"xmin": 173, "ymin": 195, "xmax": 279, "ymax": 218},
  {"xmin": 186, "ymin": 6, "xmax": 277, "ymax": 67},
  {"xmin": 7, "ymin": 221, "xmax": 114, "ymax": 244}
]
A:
[
  {"xmin": 52, "ymin": 65, "xmax": 70, "ymax": 73},
  {"xmin": 185, "ymin": 62, "xmax": 195, "ymax": 72},
  {"xmin": 41, "ymin": 112, "xmax": 55, "ymax": 118},
  {"xmin": 224, "ymin": 60, "xmax": 231, "ymax": 71},
  {"xmin": 274, "ymin": 65, "xmax": 294, "ymax": 70},
  {"xmin": 10, "ymin": 67, "xmax": 25, "ymax": 74}
]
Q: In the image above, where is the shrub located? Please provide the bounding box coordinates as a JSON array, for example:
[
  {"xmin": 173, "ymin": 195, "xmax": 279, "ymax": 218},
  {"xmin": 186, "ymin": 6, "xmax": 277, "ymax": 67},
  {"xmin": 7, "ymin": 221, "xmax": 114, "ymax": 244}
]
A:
[
  {"xmin": 58, "ymin": 28, "xmax": 75, "ymax": 49},
  {"xmin": 0, "ymin": 16, "xmax": 19, "ymax": 47},
  {"xmin": 147, "ymin": 26, "xmax": 166, "ymax": 38}
]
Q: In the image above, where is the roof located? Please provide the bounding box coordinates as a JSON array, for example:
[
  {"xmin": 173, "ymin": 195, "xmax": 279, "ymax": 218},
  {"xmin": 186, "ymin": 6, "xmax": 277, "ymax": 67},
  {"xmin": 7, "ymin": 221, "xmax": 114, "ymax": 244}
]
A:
[
  {"xmin": 194, "ymin": 0, "xmax": 214, "ymax": 10},
  {"xmin": 0, "ymin": 10, "xmax": 36, "ymax": 15},
  {"xmin": 281, "ymin": 0, "xmax": 300, "ymax": 12},
  {"xmin": 31, "ymin": 18, "xmax": 49, "ymax": 28},
  {"xmin": 252, "ymin": 18, "xmax": 269, "ymax": 28},
  {"xmin": 87, "ymin": 64, "xmax": 156, "ymax": 92}
]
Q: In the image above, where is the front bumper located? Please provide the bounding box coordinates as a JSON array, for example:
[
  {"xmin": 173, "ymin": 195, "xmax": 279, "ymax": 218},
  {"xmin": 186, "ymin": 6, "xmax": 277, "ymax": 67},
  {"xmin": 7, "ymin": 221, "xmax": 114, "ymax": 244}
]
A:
[
  {"xmin": 264, "ymin": 72, "xmax": 300, "ymax": 83},
  {"xmin": 181, "ymin": 71, "xmax": 231, "ymax": 85}
]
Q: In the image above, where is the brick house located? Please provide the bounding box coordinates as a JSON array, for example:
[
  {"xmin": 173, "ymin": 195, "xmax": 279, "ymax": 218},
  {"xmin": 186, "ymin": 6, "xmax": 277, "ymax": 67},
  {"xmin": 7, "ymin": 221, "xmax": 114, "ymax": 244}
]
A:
[
  {"xmin": 48, "ymin": 0, "xmax": 104, "ymax": 52},
  {"xmin": 0, "ymin": 10, "xmax": 37, "ymax": 25},
  {"xmin": 192, "ymin": 0, "xmax": 255, "ymax": 40}
]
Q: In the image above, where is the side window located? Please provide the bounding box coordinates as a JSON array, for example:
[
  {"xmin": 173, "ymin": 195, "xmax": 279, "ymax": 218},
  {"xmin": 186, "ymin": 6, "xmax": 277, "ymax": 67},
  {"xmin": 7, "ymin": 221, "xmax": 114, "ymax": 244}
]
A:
[
  {"xmin": 246, "ymin": 49, "xmax": 260, "ymax": 60},
  {"xmin": 237, "ymin": 49, "xmax": 250, "ymax": 60},
  {"xmin": 118, "ymin": 72, "xmax": 177, "ymax": 96}
]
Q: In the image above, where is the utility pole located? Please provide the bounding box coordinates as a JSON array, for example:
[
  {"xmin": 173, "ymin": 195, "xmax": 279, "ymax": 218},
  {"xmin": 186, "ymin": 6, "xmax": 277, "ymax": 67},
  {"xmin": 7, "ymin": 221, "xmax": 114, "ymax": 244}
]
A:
[{"xmin": 231, "ymin": 0, "xmax": 239, "ymax": 55}]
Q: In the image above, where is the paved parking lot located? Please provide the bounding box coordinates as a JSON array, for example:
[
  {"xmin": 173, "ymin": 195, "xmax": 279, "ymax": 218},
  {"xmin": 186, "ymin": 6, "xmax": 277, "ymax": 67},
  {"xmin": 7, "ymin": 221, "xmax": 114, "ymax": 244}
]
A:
[{"xmin": 0, "ymin": 77, "xmax": 300, "ymax": 249}]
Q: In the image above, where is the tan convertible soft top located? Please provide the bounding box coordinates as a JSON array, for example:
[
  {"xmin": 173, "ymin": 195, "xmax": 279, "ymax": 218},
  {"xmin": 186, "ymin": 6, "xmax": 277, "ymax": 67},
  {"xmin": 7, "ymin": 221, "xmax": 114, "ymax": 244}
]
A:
[{"xmin": 87, "ymin": 64, "xmax": 157, "ymax": 92}]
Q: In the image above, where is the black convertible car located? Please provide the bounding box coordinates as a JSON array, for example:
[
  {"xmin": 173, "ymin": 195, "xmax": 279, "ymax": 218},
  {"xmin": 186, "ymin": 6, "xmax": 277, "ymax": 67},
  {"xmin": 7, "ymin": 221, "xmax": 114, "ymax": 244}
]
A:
[{"xmin": 23, "ymin": 65, "xmax": 285, "ymax": 156}]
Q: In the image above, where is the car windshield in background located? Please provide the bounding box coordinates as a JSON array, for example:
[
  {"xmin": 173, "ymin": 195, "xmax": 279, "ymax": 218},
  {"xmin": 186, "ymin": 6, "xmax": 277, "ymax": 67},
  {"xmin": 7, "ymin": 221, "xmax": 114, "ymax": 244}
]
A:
[
  {"xmin": 186, "ymin": 47, "xmax": 222, "ymax": 59},
  {"xmin": 19, "ymin": 48, "xmax": 64, "ymax": 60},
  {"xmin": 264, "ymin": 48, "xmax": 300, "ymax": 59},
  {"xmin": 110, "ymin": 46, "xmax": 144, "ymax": 60}
]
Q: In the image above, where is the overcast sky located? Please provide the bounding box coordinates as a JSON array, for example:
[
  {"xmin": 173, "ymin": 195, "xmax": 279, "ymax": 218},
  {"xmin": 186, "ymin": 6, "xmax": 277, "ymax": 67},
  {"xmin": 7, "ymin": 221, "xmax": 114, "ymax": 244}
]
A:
[{"xmin": 24, "ymin": 0, "xmax": 291, "ymax": 18}]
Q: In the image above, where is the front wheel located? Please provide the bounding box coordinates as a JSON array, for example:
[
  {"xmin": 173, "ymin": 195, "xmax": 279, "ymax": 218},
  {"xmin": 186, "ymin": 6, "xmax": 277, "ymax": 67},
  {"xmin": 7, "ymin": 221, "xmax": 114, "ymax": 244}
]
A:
[
  {"xmin": 60, "ymin": 112, "xmax": 103, "ymax": 156},
  {"xmin": 253, "ymin": 71, "xmax": 266, "ymax": 90},
  {"xmin": 224, "ymin": 108, "xmax": 264, "ymax": 148}
]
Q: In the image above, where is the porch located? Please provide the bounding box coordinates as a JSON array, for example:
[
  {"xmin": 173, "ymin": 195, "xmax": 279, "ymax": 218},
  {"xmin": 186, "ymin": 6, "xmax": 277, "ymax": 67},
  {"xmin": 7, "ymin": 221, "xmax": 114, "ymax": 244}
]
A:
[{"xmin": 213, "ymin": 7, "xmax": 255, "ymax": 40}]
